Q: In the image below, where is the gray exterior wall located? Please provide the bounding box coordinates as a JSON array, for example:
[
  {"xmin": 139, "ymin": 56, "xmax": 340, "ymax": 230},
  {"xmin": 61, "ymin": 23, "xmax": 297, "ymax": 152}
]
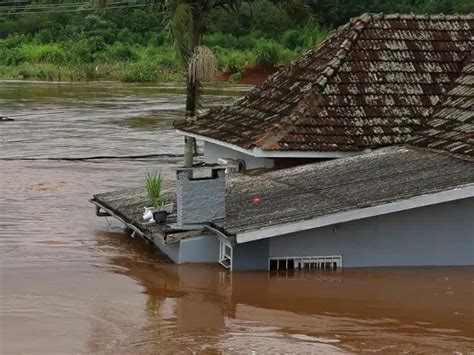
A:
[
  {"xmin": 268, "ymin": 198, "xmax": 474, "ymax": 267},
  {"xmin": 154, "ymin": 234, "xmax": 219, "ymax": 264},
  {"xmin": 204, "ymin": 141, "xmax": 274, "ymax": 169},
  {"xmin": 233, "ymin": 238, "xmax": 269, "ymax": 270},
  {"xmin": 179, "ymin": 235, "xmax": 220, "ymax": 263}
]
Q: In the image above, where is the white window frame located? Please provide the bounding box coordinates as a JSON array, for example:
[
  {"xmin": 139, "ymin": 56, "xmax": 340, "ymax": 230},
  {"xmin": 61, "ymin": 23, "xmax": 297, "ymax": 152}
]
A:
[
  {"xmin": 268, "ymin": 255, "xmax": 342, "ymax": 271},
  {"xmin": 218, "ymin": 239, "xmax": 233, "ymax": 270}
]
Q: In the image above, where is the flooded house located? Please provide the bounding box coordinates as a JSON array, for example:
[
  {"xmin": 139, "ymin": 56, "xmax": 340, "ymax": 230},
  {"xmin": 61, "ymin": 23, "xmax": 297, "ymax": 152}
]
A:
[{"xmin": 92, "ymin": 13, "xmax": 474, "ymax": 271}]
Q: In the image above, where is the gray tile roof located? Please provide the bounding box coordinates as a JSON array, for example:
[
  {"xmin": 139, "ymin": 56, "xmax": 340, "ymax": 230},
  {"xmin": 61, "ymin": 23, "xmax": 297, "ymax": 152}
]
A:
[
  {"xmin": 213, "ymin": 147, "xmax": 474, "ymax": 236},
  {"xmin": 176, "ymin": 13, "xmax": 473, "ymax": 152},
  {"xmin": 412, "ymin": 58, "xmax": 474, "ymax": 157}
]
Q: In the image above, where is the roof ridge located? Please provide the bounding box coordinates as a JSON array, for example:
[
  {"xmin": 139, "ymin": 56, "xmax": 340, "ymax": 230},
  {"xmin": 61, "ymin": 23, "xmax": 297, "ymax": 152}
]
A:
[
  {"xmin": 410, "ymin": 53, "xmax": 474, "ymax": 158},
  {"xmin": 311, "ymin": 15, "xmax": 371, "ymax": 92},
  {"xmin": 254, "ymin": 15, "xmax": 372, "ymax": 149},
  {"xmin": 357, "ymin": 12, "xmax": 474, "ymax": 21}
]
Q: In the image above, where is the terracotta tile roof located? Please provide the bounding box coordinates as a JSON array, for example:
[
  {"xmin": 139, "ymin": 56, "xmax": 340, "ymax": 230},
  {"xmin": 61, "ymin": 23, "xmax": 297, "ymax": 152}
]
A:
[
  {"xmin": 212, "ymin": 147, "xmax": 474, "ymax": 236},
  {"xmin": 412, "ymin": 58, "xmax": 473, "ymax": 157},
  {"xmin": 175, "ymin": 13, "xmax": 474, "ymax": 152}
]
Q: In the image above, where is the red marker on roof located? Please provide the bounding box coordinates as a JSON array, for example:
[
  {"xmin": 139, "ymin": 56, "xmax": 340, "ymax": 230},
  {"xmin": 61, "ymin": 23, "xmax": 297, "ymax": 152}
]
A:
[{"xmin": 252, "ymin": 195, "xmax": 261, "ymax": 206}]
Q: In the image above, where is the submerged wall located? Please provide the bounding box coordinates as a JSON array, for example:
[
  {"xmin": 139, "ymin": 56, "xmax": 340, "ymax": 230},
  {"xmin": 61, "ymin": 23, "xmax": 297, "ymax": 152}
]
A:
[
  {"xmin": 268, "ymin": 198, "xmax": 474, "ymax": 267},
  {"xmin": 233, "ymin": 239, "xmax": 269, "ymax": 270},
  {"xmin": 204, "ymin": 141, "xmax": 274, "ymax": 169},
  {"xmin": 154, "ymin": 234, "xmax": 219, "ymax": 264}
]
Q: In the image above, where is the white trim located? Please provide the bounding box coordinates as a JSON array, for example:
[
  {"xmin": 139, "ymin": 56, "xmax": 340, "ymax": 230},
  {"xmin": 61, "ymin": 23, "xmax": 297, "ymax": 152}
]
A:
[
  {"xmin": 176, "ymin": 129, "xmax": 363, "ymax": 159},
  {"xmin": 236, "ymin": 186, "xmax": 474, "ymax": 244},
  {"xmin": 252, "ymin": 148, "xmax": 363, "ymax": 158},
  {"xmin": 204, "ymin": 225, "xmax": 233, "ymax": 241},
  {"xmin": 176, "ymin": 129, "xmax": 255, "ymax": 156}
]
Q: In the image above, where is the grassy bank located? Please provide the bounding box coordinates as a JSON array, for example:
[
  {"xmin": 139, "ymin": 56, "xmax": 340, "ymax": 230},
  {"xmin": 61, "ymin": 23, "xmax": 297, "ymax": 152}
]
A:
[
  {"xmin": 0, "ymin": 41, "xmax": 187, "ymax": 82},
  {"xmin": 1, "ymin": 0, "xmax": 471, "ymax": 83},
  {"xmin": 0, "ymin": 25, "xmax": 327, "ymax": 83},
  {"xmin": 0, "ymin": 1, "xmax": 329, "ymax": 83}
]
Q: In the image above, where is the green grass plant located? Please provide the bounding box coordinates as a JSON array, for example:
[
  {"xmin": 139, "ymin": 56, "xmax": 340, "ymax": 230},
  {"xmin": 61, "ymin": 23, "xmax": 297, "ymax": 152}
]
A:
[
  {"xmin": 254, "ymin": 40, "xmax": 284, "ymax": 68},
  {"xmin": 145, "ymin": 171, "xmax": 163, "ymax": 209}
]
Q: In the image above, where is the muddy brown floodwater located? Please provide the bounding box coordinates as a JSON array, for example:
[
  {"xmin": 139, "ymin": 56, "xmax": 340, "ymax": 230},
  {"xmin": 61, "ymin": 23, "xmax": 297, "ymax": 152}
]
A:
[{"xmin": 1, "ymin": 80, "xmax": 473, "ymax": 354}]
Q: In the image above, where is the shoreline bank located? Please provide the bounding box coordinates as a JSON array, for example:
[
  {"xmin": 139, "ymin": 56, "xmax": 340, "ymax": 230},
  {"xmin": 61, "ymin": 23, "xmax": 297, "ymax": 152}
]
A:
[{"xmin": 0, "ymin": 64, "xmax": 275, "ymax": 85}]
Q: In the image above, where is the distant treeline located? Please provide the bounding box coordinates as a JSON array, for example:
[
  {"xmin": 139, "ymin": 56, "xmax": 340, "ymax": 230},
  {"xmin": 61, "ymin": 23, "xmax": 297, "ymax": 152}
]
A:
[{"xmin": 0, "ymin": 0, "xmax": 472, "ymax": 82}]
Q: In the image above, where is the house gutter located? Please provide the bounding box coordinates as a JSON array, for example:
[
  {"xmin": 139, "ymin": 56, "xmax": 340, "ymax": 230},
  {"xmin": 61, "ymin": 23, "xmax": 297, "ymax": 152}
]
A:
[
  {"xmin": 235, "ymin": 185, "xmax": 474, "ymax": 244},
  {"xmin": 176, "ymin": 129, "xmax": 363, "ymax": 159},
  {"xmin": 204, "ymin": 225, "xmax": 237, "ymax": 245},
  {"xmin": 90, "ymin": 199, "xmax": 154, "ymax": 243}
]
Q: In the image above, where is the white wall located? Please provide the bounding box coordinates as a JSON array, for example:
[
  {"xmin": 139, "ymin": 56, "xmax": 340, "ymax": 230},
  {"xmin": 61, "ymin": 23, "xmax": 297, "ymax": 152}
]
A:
[{"xmin": 204, "ymin": 141, "xmax": 274, "ymax": 169}]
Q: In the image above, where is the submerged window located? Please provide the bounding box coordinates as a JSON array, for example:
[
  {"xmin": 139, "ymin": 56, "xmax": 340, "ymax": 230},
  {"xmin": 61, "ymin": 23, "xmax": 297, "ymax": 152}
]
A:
[{"xmin": 268, "ymin": 255, "xmax": 342, "ymax": 271}]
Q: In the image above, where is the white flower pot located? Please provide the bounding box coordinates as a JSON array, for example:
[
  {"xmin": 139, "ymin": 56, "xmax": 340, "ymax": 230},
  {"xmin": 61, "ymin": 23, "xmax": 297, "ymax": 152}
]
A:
[{"xmin": 143, "ymin": 206, "xmax": 157, "ymax": 221}]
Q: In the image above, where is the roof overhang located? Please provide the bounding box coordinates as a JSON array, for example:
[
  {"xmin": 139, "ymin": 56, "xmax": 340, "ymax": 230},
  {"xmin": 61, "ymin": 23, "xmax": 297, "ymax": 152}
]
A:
[
  {"xmin": 177, "ymin": 130, "xmax": 364, "ymax": 159},
  {"xmin": 235, "ymin": 185, "xmax": 474, "ymax": 244}
]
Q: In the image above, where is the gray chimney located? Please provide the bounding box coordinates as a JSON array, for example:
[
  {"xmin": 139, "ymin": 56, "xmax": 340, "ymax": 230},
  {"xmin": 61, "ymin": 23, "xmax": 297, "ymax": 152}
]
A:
[{"xmin": 176, "ymin": 166, "xmax": 226, "ymax": 227}]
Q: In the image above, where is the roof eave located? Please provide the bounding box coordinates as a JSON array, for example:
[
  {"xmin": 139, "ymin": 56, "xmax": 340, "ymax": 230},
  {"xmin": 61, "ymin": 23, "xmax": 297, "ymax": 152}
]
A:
[
  {"xmin": 235, "ymin": 185, "xmax": 474, "ymax": 244},
  {"xmin": 176, "ymin": 129, "xmax": 364, "ymax": 159}
]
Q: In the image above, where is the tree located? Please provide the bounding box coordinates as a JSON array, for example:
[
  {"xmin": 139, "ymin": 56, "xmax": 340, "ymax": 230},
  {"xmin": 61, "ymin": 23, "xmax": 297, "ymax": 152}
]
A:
[{"xmin": 161, "ymin": 0, "xmax": 308, "ymax": 168}]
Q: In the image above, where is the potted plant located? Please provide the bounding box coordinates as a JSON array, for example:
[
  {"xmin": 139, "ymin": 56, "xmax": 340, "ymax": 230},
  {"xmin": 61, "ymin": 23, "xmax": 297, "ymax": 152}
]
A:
[{"xmin": 143, "ymin": 171, "xmax": 173, "ymax": 224}]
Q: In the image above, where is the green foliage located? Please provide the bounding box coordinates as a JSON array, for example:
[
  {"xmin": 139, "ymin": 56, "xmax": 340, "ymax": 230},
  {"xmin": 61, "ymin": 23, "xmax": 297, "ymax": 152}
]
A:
[
  {"xmin": 0, "ymin": 35, "xmax": 26, "ymax": 65},
  {"xmin": 62, "ymin": 36, "xmax": 106, "ymax": 63},
  {"xmin": 206, "ymin": 0, "xmax": 298, "ymax": 39},
  {"xmin": 1, "ymin": 0, "xmax": 470, "ymax": 83},
  {"xmin": 305, "ymin": 0, "xmax": 474, "ymax": 28},
  {"xmin": 204, "ymin": 33, "xmax": 240, "ymax": 49},
  {"xmin": 283, "ymin": 20, "xmax": 328, "ymax": 52},
  {"xmin": 21, "ymin": 44, "xmax": 65, "ymax": 64},
  {"xmin": 145, "ymin": 171, "xmax": 163, "ymax": 209},
  {"xmin": 215, "ymin": 48, "xmax": 255, "ymax": 71},
  {"xmin": 283, "ymin": 30, "xmax": 306, "ymax": 50},
  {"xmin": 1, "ymin": 48, "xmax": 27, "ymax": 66},
  {"xmin": 119, "ymin": 61, "xmax": 159, "ymax": 82},
  {"xmin": 254, "ymin": 40, "xmax": 284, "ymax": 68},
  {"xmin": 204, "ymin": 32, "xmax": 257, "ymax": 51},
  {"xmin": 105, "ymin": 43, "xmax": 137, "ymax": 62},
  {"xmin": 141, "ymin": 46, "xmax": 179, "ymax": 68}
]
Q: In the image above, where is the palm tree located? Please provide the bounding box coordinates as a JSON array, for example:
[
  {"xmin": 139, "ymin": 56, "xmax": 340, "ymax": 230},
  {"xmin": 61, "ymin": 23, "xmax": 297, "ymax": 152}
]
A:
[{"xmin": 162, "ymin": 0, "xmax": 307, "ymax": 167}]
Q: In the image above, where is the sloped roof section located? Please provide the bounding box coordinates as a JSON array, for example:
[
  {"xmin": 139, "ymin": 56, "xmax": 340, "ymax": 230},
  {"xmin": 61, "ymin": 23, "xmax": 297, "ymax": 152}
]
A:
[
  {"xmin": 213, "ymin": 147, "xmax": 474, "ymax": 236},
  {"xmin": 176, "ymin": 13, "xmax": 474, "ymax": 152},
  {"xmin": 412, "ymin": 58, "xmax": 474, "ymax": 157}
]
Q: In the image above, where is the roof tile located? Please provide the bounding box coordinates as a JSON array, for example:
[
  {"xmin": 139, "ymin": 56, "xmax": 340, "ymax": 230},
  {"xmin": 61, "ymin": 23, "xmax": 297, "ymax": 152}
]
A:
[{"xmin": 412, "ymin": 59, "xmax": 474, "ymax": 157}]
